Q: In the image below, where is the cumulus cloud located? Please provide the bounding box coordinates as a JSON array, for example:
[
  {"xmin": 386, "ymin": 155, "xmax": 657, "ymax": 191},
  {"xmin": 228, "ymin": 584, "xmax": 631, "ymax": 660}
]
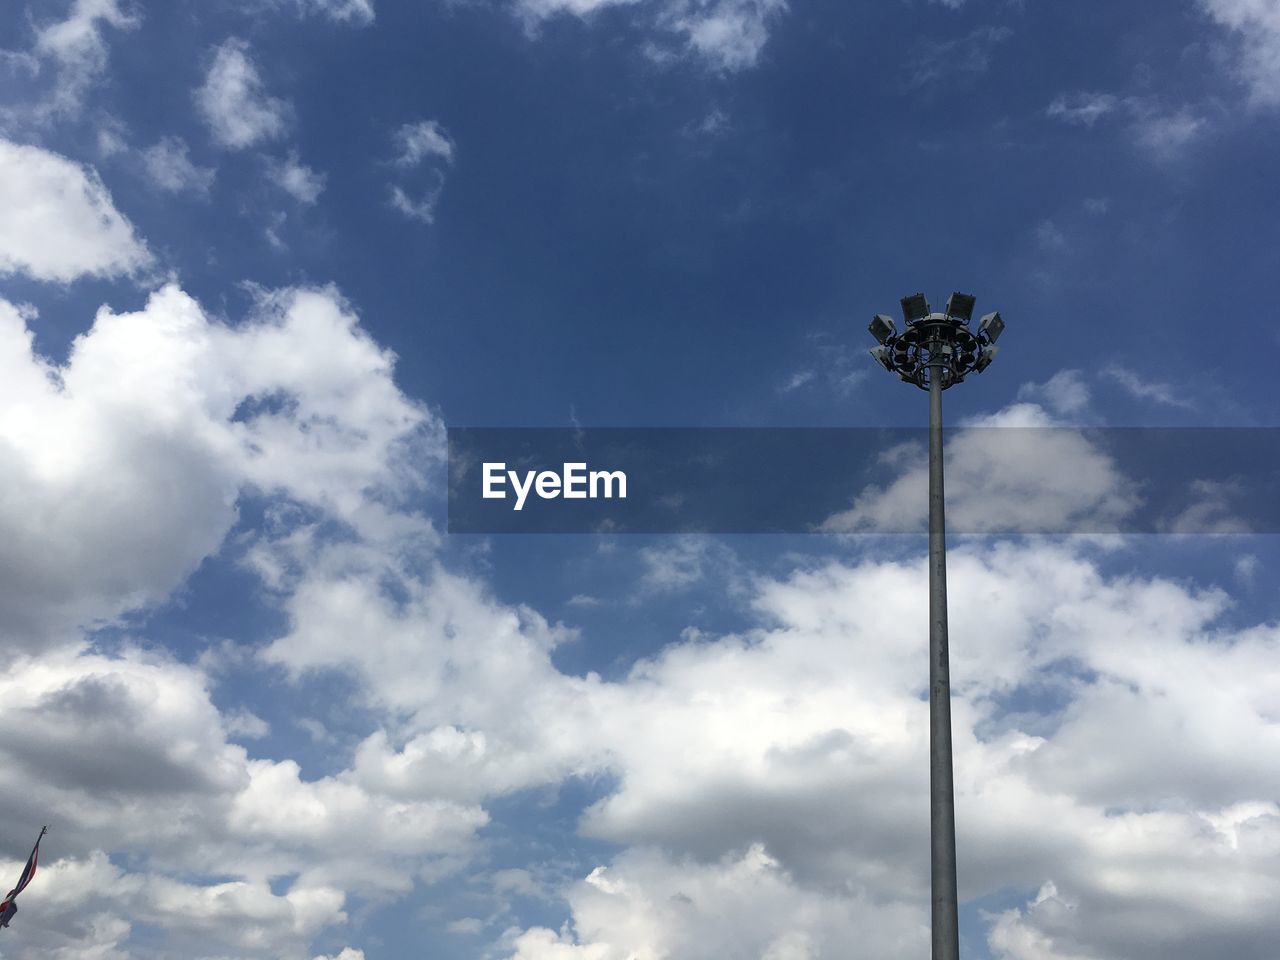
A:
[
  {"xmin": 242, "ymin": 393, "xmax": 1280, "ymax": 960},
  {"xmin": 513, "ymin": 0, "xmax": 788, "ymax": 71},
  {"xmin": 638, "ymin": 535, "xmax": 731, "ymax": 592},
  {"xmin": 261, "ymin": 0, "xmax": 376, "ymax": 24},
  {"xmin": 254, "ymin": 513, "xmax": 1280, "ymax": 960},
  {"xmin": 5, "ymin": 279, "xmax": 1278, "ymax": 960},
  {"xmin": 507, "ymin": 845, "xmax": 924, "ymax": 959},
  {"xmin": 491, "ymin": 540, "xmax": 1280, "ymax": 960},
  {"xmin": 1128, "ymin": 105, "xmax": 1207, "ymax": 158},
  {"xmin": 0, "ymin": 0, "xmax": 139, "ymax": 125},
  {"xmin": 389, "ymin": 185, "xmax": 444, "ymax": 222},
  {"xmin": 1047, "ymin": 91, "xmax": 1208, "ymax": 160},
  {"xmin": 0, "ymin": 283, "xmax": 471, "ymax": 958},
  {"xmin": 264, "ymin": 559, "xmax": 599, "ymax": 802},
  {"xmin": 268, "ymin": 151, "xmax": 327, "ymax": 203},
  {"xmin": 1047, "ymin": 91, "xmax": 1119, "ymax": 126},
  {"xmin": 660, "ymin": 0, "xmax": 790, "ymax": 72},
  {"xmin": 393, "ymin": 120, "xmax": 455, "ymax": 167},
  {"xmin": 197, "ymin": 38, "xmax": 291, "ymax": 149},
  {"xmin": 4, "ymin": 266, "xmax": 1275, "ymax": 960},
  {"xmin": 1016, "ymin": 370, "xmax": 1091, "ymax": 417},
  {"xmin": 819, "ymin": 405, "xmax": 1141, "ymax": 534},
  {"xmin": 1199, "ymin": 0, "xmax": 1280, "ymax": 106},
  {"xmin": 0, "ymin": 283, "xmax": 432, "ymax": 649},
  {"xmin": 389, "ymin": 120, "xmax": 455, "ymax": 223},
  {"xmin": 0, "ymin": 139, "xmax": 151, "ymax": 282},
  {"xmin": 0, "ymin": 645, "xmax": 487, "ymax": 958},
  {"xmin": 141, "ymin": 136, "xmax": 216, "ymax": 195}
]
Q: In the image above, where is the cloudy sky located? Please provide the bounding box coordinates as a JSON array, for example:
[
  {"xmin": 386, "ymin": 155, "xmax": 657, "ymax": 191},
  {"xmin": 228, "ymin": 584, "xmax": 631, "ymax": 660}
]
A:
[{"xmin": 2, "ymin": 1, "xmax": 1279, "ymax": 958}]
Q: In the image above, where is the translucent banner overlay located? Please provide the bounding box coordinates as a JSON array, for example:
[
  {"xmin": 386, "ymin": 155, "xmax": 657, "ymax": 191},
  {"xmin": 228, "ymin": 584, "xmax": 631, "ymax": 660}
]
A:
[{"xmin": 447, "ymin": 428, "xmax": 1280, "ymax": 534}]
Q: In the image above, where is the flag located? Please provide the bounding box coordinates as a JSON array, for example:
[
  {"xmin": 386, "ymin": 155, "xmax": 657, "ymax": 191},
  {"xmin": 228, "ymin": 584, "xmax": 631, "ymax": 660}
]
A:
[{"xmin": 4, "ymin": 827, "xmax": 45, "ymax": 903}]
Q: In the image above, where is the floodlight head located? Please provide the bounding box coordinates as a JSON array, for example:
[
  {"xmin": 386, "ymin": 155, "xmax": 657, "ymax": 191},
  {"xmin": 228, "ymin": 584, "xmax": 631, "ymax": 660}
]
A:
[
  {"xmin": 900, "ymin": 293, "xmax": 930, "ymax": 324},
  {"xmin": 869, "ymin": 314, "xmax": 897, "ymax": 344},
  {"xmin": 869, "ymin": 345, "xmax": 895, "ymax": 371},
  {"xmin": 945, "ymin": 292, "xmax": 976, "ymax": 323},
  {"xmin": 974, "ymin": 344, "xmax": 999, "ymax": 372},
  {"xmin": 978, "ymin": 311, "xmax": 1005, "ymax": 343}
]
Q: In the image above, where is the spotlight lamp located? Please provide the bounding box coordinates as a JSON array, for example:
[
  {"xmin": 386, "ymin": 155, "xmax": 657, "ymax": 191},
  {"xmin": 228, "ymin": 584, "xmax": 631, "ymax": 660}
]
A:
[
  {"xmin": 869, "ymin": 344, "xmax": 895, "ymax": 371},
  {"xmin": 978, "ymin": 311, "xmax": 1005, "ymax": 343},
  {"xmin": 900, "ymin": 292, "xmax": 931, "ymax": 325},
  {"xmin": 944, "ymin": 292, "xmax": 976, "ymax": 324},
  {"xmin": 974, "ymin": 345, "xmax": 999, "ymax": 373},
  {"xmin": 867, "ymin": 292, "xmax": 1006, "ymax": 390},
  {"xmin": 869, "ymin": 314, "xmax": 897, "ymax": 344}
]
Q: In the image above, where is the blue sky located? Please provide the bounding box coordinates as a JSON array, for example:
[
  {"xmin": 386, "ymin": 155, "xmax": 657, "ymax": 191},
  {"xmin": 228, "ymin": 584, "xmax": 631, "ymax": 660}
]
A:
[{"xmin": 1, "ymin": 1, "xmax": 1279, "ymax": 958}]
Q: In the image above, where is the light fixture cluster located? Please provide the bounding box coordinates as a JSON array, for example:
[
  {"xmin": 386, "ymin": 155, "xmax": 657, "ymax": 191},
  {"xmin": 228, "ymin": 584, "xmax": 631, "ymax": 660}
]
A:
[{"xmin": 867, "ymin": 291, "xmax": 1004, "ymax": 390}]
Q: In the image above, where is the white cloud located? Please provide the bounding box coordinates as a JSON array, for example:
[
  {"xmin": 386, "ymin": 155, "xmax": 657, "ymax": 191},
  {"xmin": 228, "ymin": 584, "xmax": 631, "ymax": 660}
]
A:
[
  {"xmin": 1157, "ymin": 478, "xmax": 1253, "ymax": 535},
  {"xmin": 224, "ymin": 707, "xmax": 271, "ymax": 738},
  {"xmin": 1047, "ymin": 93, "xmax": 1207, "ymax": 159},
  {"xmin": 394, "ymin": 120, "xmax": 455, "ymax": 167},
  {"xmin": 0, "ymin": 282, "xmax": 483, "ymax": 958},
  {"xmin": 266, "ymin": 0, "xmax": 376, "ymax": 24},
  {"xmin": 1035, "ymin": 218, "xmax": 1068, "ymax": 251},
  {"xmin": 96, "ymin": 116, "xmax": 129, "ymax": 157},
  {"xmin": 1102, "ymin": 364, "xmax": 1196, "ymax": 409},
  {"xmin": 0, "ymin": 0, "xmax": 140, "ymax": 124},
  {"xmin": 269, "ymin": 152, "xmax": 327, "ymax": 203},
  {"xmin": 1047, "ymin": 92, "xmax": 1119, "ymax": 126},
  {"xmin": 638, "ymin": 536, "xmax": 726, "ymax": 592},
  {"xmin": 1129, "ymin": 106, "xmax": 1207, "ymax": 157},
  {"xmin": 265, "ymin": 560, "xmax": 598, "ymax": 802},
  {"xmin": 662, "ymin": 0, "xmax": 789, "ymax": 72},
  {"xmin": 820, "ymin": 407, "xmax": 1140, "ymax": 534},
  {"xmin": 196, "ymin": 38, "xmax": 291, "ymax": 150},
  {"xmin": 0, "ymin": 647, "xmax": 477, "ymax": 957},
  {"xmin": 780, "ymin": 332, "xmax": 871, "ymax": 398},
  {"xmin": 779, "ymin": 369, "xmax": 814, "ymax": 392},
  {"xmin": 390, "ymin": 183, "xmax": 446, "ymax": 223},
  {"xmin": 514, "ymin": 0, "xmax": 788, "ymax": 71},
  {"xmin": 1199, "ymin": 0, "xmax": 1280, "ymax": 106},
  {"xmin": 1016, "ymin": 370, "xmax": 1090, "ymax": 417},
  {"xmin": 0, "ymin": 283, "xmax": 433, "ymax": 649},
  {"xmin": 686, "ymin": 106, "xmax": 730, "ymax": 137},
  {"xmin": 907, "ymin": 25, "xmax": 1012, "ymax": 89},
  {"xmin": 142, "ymin": 136, "xmax": 216, "ymax": 195},
  {"xmin": 6, "ymin": 273, "xmax": 1279, "ymax": 960},
  {"xmin": 389, "ymin": 121, "xmax": 455, "ymax": 224},
  {"xmin": 246, "ymin": 412, "xmax": 1280, "ymax": 960},
  {"xmin": 0, "ymin": 138, "xmax": 151, "ymax": 282},
  {"xmin": 308, "ymin": 0, "xmax": 375, "ymax": 22},
  {"xmin": 491, "ymin": 541, "xmax": 1280, "ymax": 960},
  {"xmin": 1235, "ymin": 553, "xmax": 1258, "ymax": 585},
  {"xmin": 507, "ymin": 845, "xmax": 923, "ymax": 959}
]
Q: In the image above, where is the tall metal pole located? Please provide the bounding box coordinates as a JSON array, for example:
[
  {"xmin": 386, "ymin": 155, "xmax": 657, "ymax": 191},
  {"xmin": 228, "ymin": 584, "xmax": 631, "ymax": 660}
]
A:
[
  {"xmin": 868, "ymin": 292, "xmax": 1004, "ymax": 960},
  {"xmin": 928, "ymin": 362, "xmax": 960, "ymax": 960}
]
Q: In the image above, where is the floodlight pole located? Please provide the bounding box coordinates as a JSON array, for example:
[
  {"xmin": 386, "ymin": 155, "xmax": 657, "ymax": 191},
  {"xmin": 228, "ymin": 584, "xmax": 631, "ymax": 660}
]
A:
[
  {"xmin": 927, "ymin": 359, "xmax": 960, "ymax": 960},
  {"xmin": 866, "ymin": 294, "xmax": 1003, "ymax": 960}
]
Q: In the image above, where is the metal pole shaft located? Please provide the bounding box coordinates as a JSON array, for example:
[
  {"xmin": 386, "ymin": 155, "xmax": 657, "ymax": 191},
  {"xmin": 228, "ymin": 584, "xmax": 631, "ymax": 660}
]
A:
[{"xmin": 929, "ymin": 368, "xmax": 960, "ymax": 960}]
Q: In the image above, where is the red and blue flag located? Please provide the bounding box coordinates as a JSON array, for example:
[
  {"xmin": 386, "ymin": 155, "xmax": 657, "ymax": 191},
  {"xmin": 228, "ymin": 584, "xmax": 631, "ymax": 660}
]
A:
[{"xmin": 0, "ymin": 826, "xmax": 46, "ymax": 919}]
